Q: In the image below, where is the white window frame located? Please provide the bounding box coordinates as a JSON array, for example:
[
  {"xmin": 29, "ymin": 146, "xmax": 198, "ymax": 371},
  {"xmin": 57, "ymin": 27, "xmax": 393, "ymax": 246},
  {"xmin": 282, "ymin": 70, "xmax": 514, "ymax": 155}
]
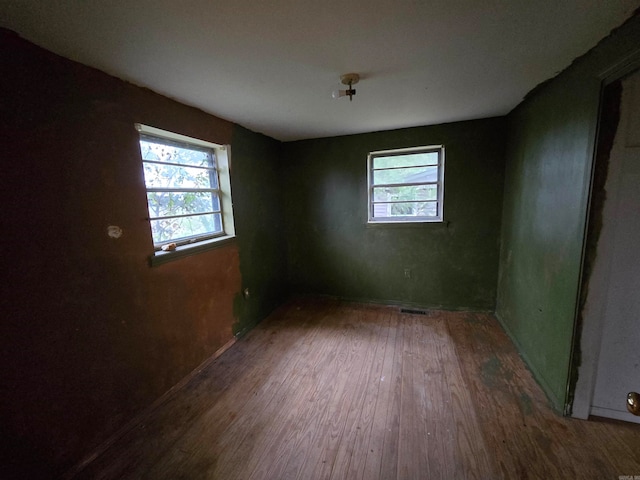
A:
[
  {"xmin": 367, "ymin": 145, "xmax": 445, "ymax": 224},
  {"xmin": 136, "ymin": 124, "xmax": 235, "ymax": 265}
]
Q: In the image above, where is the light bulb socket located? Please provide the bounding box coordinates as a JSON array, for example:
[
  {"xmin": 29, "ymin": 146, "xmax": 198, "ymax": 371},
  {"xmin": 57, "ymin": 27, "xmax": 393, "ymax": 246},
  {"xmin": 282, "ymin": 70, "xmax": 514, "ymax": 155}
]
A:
[{"xmin": 332, "ymin": 73, "xmax": 360, "ymax": 101}]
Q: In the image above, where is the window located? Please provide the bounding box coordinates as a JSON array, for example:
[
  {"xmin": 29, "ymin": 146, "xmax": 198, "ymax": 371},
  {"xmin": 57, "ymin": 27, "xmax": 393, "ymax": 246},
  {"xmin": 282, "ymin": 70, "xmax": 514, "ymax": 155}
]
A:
[
  {"xmin": 367, "ymin": 145, "xmax": 445, "ymax": 223},
  {"xmin": 136, "ymin": 124, "xmax": 234, "ymax": 262}
]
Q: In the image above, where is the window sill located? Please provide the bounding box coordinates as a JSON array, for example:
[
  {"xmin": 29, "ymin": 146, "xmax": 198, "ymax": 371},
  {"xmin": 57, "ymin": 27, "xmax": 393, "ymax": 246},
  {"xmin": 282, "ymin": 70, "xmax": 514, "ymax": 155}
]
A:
[
  {"xmin": 366, "ymin": 220, "xmax": 448, "ymax": 229},
  {"xmin": 149, "ymin": 235, "xmax": 236, "ymax": 267}
]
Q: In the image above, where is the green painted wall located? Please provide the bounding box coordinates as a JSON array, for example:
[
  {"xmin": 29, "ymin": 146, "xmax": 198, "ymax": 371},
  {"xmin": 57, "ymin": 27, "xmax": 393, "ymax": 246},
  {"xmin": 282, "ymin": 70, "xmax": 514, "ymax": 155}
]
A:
[
  {"xmin": 496, "ymin": 13, "xmax": 640, "ymax": 411},
  {"xmin": 231, "ymin": 125, "xmax": 288, "ymax": 336},
  {"xmin": 282, "ymin": 118, "xmax": 506, "ymax": 311}
]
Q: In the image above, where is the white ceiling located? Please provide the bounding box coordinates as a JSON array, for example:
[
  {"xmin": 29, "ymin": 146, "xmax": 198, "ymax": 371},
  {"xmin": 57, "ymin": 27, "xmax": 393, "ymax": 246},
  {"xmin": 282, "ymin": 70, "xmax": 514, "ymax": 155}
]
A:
[{"xmin": 1, "ymin": 1, "xmax": 638, "ymax": 141}]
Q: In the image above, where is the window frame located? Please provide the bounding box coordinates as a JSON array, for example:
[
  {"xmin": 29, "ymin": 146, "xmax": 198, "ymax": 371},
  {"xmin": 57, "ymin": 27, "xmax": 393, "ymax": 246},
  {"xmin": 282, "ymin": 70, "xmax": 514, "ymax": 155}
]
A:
[
  {"xmin": 367, "ymin": 145, "xmax": 445, "ymax": 224},
  {"xmin": 135, "ymin": 124, "xmax": 235, "ymax": 266}
]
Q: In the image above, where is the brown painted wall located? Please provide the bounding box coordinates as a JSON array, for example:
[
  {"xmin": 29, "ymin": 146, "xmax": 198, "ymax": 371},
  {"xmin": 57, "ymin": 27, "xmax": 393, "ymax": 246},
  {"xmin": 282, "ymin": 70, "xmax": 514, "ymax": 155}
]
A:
[{"xmin": 0, "ymin": 30, "xmax": 286, "ymax": 477}]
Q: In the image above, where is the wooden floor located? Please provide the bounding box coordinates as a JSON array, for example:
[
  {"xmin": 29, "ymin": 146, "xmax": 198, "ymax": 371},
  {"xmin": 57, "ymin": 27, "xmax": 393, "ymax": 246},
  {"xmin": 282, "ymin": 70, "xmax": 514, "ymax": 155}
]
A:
[{"xmin": 77, "ymin": 298, "xmax": 640, "ymax": 479}]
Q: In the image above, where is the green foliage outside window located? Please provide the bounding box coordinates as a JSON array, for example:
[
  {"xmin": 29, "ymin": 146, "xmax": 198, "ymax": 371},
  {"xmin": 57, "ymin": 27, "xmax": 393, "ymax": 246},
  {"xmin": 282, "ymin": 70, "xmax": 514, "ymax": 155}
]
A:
[{"xmin": 140, "ymin": 137, "xmax": 222, "ymax": 245}]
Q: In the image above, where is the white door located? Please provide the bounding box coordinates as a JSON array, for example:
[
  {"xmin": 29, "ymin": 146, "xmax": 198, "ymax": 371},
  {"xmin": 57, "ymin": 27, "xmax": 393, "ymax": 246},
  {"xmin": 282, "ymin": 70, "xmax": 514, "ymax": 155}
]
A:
[{"xmin": 590, "ymin": 69, "xmax": 640, "ymax": 423}]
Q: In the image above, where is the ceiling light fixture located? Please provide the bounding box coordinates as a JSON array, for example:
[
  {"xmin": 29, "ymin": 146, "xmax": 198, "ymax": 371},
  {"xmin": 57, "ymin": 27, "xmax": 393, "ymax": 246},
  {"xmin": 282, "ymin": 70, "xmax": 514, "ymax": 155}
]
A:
[{"xmin": 332, "ymin": 73, "xmax": 359, "ymax": 101}]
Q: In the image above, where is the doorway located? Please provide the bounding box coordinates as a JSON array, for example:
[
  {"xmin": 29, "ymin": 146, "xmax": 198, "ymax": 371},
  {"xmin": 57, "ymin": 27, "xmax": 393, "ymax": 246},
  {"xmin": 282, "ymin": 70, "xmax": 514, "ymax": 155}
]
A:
[{"xmin": 572, "ymin": 68, "xmax": 640, "ymax": 423}]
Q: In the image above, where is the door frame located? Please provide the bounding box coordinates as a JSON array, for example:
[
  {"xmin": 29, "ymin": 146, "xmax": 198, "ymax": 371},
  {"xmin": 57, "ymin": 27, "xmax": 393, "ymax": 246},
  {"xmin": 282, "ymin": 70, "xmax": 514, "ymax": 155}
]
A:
[{"xmin": 570, "ymin": 50, "xmax": 640, "ymax": 419}]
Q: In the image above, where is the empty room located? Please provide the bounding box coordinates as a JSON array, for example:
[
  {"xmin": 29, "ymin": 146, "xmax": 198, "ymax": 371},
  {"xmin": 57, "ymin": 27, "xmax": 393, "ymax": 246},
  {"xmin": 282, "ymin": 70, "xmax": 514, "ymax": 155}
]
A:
[{"xmin": 2, "ymin": 1, "xmax": 640, "ymax": 479}]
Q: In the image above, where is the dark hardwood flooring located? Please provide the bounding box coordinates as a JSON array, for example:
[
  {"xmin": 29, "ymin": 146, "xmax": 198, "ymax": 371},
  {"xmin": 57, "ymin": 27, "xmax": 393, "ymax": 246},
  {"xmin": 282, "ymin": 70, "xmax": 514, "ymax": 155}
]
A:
[{"xmin": 76, "ymin": 297, "xmax": 640, "ymax": 479}]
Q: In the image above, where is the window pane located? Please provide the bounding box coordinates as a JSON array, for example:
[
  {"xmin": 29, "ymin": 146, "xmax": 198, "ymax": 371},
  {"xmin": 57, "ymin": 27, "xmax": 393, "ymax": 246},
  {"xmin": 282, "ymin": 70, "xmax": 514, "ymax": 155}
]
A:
[
  {"xmin": 373, "ymin": 152, "xmax": 438, "ymax": 169},
  {"xmin": 373, "ymin": 185, "xmax": 437, "ymax": 202},
  {"xmin": 139, "ymin": 138, "xmax": 215, "ymax": 168},
  {"xmin": 372, "ymin": 201, "xmax": 438, "ymax": 218},
  {"xmin": 372, "ymin": 165, "xmax": 438, "ymax": 185},
  {"xmin": 150, "ymin": 213, "xmax": 223, "ymax": 244},
  {"xmin": 147, "ymin": 192, "xmax": 220, "ymax": 218},
  {"xmin": 143, "ymin": 162, "xmax": 217, "ymax": 189}
]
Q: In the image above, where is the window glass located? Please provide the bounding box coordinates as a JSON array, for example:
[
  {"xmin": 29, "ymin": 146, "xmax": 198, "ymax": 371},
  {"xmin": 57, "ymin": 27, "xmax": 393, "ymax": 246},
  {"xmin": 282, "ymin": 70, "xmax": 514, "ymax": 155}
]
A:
[
  {"xmin": 368, "ymin": 146, "xmax": 444, "ymax": 223},
  {"xmin": 136, "ymin": 126, "xmax": 234, "ymax": 251}
]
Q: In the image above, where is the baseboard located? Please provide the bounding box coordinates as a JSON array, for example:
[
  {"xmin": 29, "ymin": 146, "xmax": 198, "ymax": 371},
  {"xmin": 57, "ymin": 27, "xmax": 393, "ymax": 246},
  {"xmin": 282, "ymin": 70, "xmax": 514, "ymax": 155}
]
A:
[
  {"xmin": 297, "ymin": 292, "xmax": 495, "ymax": 314},
  {"xmin": 62, "ymin": 337, "xmax": 237, "ymax": 479}
]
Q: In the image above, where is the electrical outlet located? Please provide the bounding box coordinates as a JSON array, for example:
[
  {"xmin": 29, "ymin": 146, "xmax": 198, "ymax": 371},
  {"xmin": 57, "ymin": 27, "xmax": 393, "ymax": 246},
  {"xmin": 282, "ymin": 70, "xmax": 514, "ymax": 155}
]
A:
[{"xmin": 404, "ymin": 268, "xmax": 411, "ymax": 279}]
